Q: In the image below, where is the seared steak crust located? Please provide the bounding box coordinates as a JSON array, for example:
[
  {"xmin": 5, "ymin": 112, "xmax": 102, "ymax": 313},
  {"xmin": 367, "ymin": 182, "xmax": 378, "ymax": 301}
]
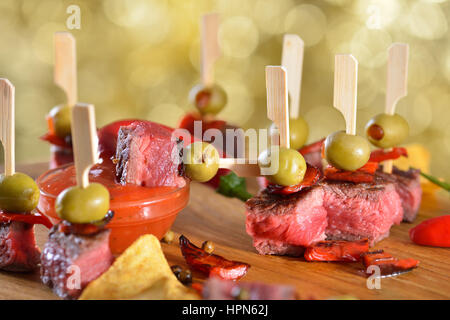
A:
[
  {"xmin": 0, "ymin": 221, "xmax": 40, "ymax": 272},
  {"xmin": 41, "ymin": 226, "xmax": 113, "ymax": 300}
]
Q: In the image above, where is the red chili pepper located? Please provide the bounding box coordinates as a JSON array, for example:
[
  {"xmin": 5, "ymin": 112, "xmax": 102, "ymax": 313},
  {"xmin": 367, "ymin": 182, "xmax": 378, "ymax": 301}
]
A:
[
  {"xmin": 304, "ymin": 239, "xmax": 369, "ymax": 262},
  {"xmin": 191, "ymin": 282, "xmax": 204, "ymax": 296},
  {"xmin": 362, "ymin": 250, "xmax": 419, "ymax": 277},
  {"xmin": 299, "ymin": 138, "xmax": 325, "ymax": 156},
  {"xmin": 0, "ymin": 210, "xmax": 53, "ymax": 229},
  {"xmin": 57, "ymin": 211, "xmax": 114, "ymax": 236},
  {"xmin": 266, "ymin": 164, "xmax": 322, "ymax": 195},
  {"xmin": 409, "ymin": 215, "xmax": 450, "ymax": 247},
  {"xmin": 324, "ymin": 162, "xmax": 379, "ymax": 183},
  {"xmin": 369, "ymin": 147, "xmax": 408, "ymax": 163},
  {"xmin": 40, "ymin": 132, "xmax": 71, "ymax": 149},
  {"xmin": 179, "ymin": 235, "xmax": 250, "ymax": 280}
]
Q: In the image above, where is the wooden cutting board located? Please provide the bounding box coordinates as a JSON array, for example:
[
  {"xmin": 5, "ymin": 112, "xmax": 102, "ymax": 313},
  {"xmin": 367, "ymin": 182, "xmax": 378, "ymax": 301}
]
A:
[{"xmin": 0, "ymin": 162, "xmax": 449, "ymax": 300}]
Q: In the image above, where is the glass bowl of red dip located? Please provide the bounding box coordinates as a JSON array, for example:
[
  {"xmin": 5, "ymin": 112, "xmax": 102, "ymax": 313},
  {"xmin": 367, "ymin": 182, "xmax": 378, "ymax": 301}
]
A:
[{"xmin": 36, "ymin": 160, "xmax": 189, "ymax": 254}]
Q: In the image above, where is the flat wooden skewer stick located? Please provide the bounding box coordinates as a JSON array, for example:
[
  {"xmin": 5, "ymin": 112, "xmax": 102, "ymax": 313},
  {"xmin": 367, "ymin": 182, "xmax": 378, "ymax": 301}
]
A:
[
  {"xmin": 281, "ymin": 34, "xmax": 304, "ymax": 119},
  {"xmin": 71, "ymin": 103, "xmax": 98, "ymax": 188},
  {"xmin": 266, "ymin": 66, "xmax": 290, "ymax": 148},
  {"xmin": 0, "ymin": 79, "xmax": 15, "ymax": 176},
  {"xmin": 54, "ymin": 32, "xmax": 77, "ymax": 107},
  {"xmin": 384, "ymin": 43, "xmax": 409, "ymax": 174},
  {"xmin": 218, "ymin": 158, "xmax": 260, "ymax": 177},
  {"xmin": 333, "ymin": 54, "xmax": 358, "ymax": 135},
  {"xmin": 201, "ymin": 13, "xmax": 220, "ymax": 86}
]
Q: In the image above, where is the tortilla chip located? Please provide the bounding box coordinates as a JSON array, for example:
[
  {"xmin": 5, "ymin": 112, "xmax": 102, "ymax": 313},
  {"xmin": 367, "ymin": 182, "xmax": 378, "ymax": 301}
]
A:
[{"xmin": 79, "ymin": 234, "xmax": 199, "ymax": 300}]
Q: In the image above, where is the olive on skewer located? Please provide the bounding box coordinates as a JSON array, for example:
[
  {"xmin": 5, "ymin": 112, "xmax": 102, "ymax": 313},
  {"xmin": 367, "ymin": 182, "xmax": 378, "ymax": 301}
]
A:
[
  {"xmin": 365, "ymin": 113, "xmax": 409, "ymax": 149},
  {"xmin": 183, "ymin": 141, "xmax": 220, "ymax": 183},
  {"xmin": 324, "ymin": 131, "xmax": 371, "ymax": 172},
  {"xmin": 0, "ymin": 173, "xmax": 40, "ymax": 213},
  {"xmin": 189, "ymin": 83, "xmax": 228, "ymax": 116},
  {"xmin": 269, "ymin": 117, "xmax": 309, "ymax": 151},
  {"xmin": 258, "ymin": 147, "xmax": 307, "ymax": 187},
  {"xmin": 47, "ymin": 104, "xmax": 72, "ymax": 141}
]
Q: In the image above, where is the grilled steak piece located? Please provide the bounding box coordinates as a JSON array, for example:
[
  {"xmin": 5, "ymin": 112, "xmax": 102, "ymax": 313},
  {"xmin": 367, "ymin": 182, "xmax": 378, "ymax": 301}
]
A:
[
  {"xmin": 375, "ymin": 167, "xmax": 422, "ymax": 222},
  {"xmin": 322, "ymin": 178, "xmax": 403, "ymax": 246},
  {"xmin": 115, "ymin": 120, "xmax": 185, "ymax": 188},
  {"xmin": 41, "ymin": 226, "xmax": 113, "ymax": 300},
  {"xmin": 203, "ymin": 277, "xmax": 296, "ymax": 300},
  {"xmin": 245, "ymin": 187, "xmax": 327, "ymax": 256},
  {"xmin": 0, "ymin": 221, "xmax": 40, "ymax": 272}
]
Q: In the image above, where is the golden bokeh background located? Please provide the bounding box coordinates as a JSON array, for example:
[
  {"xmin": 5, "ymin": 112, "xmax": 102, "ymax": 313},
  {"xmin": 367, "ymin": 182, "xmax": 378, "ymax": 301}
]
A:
[{"xmin": 0, "ymin": 0, "xmax": 449, "ymax": 180}]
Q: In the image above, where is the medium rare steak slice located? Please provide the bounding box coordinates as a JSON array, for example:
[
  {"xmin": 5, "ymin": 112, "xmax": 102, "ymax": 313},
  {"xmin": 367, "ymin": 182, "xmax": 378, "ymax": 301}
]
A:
[
  {"xmin": 41, "ymin": 226, "xmax": 114, "ymax": 300},
  {"xmin": 115, "ymin": 121, "xmax": 185, "ymax": 188},
  {"xmin": 245, "ymin": 187, "xmax": 327, "ymax": 256},
  {"xmin": 203, "ymin": 277, "xmax": 296, "ymax": 300},
  {"xmin": 375, "ymin": 167, "xmax": 422, "ymax": 222},
  {"xmin": 0, "ymin": 221, "xmax": 40, "ymax": 272},
  {"xmin": 322, "ymin": 178, "xmax": 403, "ymax": 246}
]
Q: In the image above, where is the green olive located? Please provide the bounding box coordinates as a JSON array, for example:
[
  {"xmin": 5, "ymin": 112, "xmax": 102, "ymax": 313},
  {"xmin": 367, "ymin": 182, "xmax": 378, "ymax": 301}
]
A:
[
  {"xmin": 184, "ymin": 142, "xmax": 219, "ymax": 182},
  {"xmin": 48, "ymin": 104, "xmax": 72, "ymax": 138},
  {"xmin": 188, "ymin": 84, "xmax": 227, "ymax": 115},
  {"xmin": 258, "ymin": 147, "xmax": 306, "ymax": 186},
  {"xmin": 0, "ymin": 173, "xmax": 40, "ymax": 212},
  {"xmin": 55, "ymin": 183, "xmax": 110, "ymax": 224},
  {"xmin": 365, "ymin": 113, "xmax": 409, "ymax": 149},
  {"xmin": 270, "ymin": 117, "xmax": 309, "ymax": 150},
  {"xmin": 324, "ymin": 131, "xmax": 371, "ymax": 171}
]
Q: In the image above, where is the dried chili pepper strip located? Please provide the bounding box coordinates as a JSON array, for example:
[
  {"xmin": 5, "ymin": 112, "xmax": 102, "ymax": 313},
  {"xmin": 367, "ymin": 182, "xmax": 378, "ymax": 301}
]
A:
[
  {"xmin": 191, "ymin": 282, "xmax": 204, "ymax": 296},
  {"xmin": 362, "ymin": 250, "xmax": 419, "ymax": 277},
  {"xmin": 266, "ymin": 164, "xmax": 322, "ymax": 195},
  {"xmin": 299, "ymin": 138, "xmax": 325, "ymax": 156},
  {"xmin": 304, "ymin": 239, "xmax": 369, "ymax": 262},
  {"xmin": 0, "ymin": 210, "xmax": 53, "ymax": 229},
  {"xmin": 409, "ymin": 215, "xmax": 450, "ymax": 247},
  {"xmin": 40, "ymin": 132, "xmax": 71, "ymax": 149},
  {"xmin": 324, "ymin": 162, "xmax": 379, "ymax": 183},
  {"xmin": 57, "ymin": 211, "xmax": 114, "ymax": 236},
  {"xmin": 369, "ymin": 147, "xmax": 408, "ymax": 163},
  {"xmin": 179, "ymin": 235, "xmax": 250, "ymax": 280}
]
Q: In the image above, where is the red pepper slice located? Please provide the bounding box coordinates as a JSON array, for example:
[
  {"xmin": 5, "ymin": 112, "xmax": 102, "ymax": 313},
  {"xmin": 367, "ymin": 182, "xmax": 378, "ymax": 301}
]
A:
[
  {"xmin": 299, "ymin": 138, "xmax": 325, "ymax": 156},
  {"xmin": 362, "ymin": 250, "xmax": 419, "ymax": 277},
  {"xmin": 191, "ymin": 282, "xmax": 204, "ymax": 296},
  {"xmin": 40, "ymin": 132, "xmax": 71, "ymax": 149},
  {"xmin": 324, "ymin": 162, "xmax": 379, "ymax": 183},
  {"xmin": 266, "ymin": 164, "xmax": 322, "ymax": 195},
  {"xmin": 179, "ymin": 235, "xmax": 250, "ymax": 280},
  {"xmin": 0, "ymin": 210, "xmax": 53, "ymax": 229},
  {"xmin": 409, "ymin": 215, "xmax": 450, "ymax": 247},
  {"xmin": 57, "ymin": 211, "xmax": 114, "ymax": 236},
  {"xmin": 369, "ymin": 147, "xmax": 408, "ymax": 163},
  {"xmin": 304, "ymin": 239, "xmax": 369, "ymax": 262}
]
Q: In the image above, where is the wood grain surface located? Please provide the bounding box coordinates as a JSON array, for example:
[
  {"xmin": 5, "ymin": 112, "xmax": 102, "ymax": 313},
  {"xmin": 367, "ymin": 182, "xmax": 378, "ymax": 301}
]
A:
[{"xmin": 0, "ymin": 162, "xmax": 449, "ymax": 300}]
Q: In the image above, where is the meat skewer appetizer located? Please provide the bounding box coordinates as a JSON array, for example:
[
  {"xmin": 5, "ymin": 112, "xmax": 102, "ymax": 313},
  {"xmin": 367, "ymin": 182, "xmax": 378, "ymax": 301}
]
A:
[
  {"xmin": 178, "ymin": 13, "xmax": 243, "ymax": 189},
  {"xmin": 0, "ymin": 79, "xmax": 52, "ymax": 272},
  {"xmin": 246, "ymin": 56, "xmax": 404, "ymax": 257},
  {"xmin": 365, "ymin": 43, "xmax": 422, "ymax": 222},
  {"xmin": 41, "ymin": 103, "xmax": 114, "ymax": 300},
  {"xmin": 41, "ymin": 32, "xmax": 77, "ymax": 169}
]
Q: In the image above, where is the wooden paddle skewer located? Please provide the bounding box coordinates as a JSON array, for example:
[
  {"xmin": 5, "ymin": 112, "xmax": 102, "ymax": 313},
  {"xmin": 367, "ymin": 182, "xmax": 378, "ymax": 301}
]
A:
[
  {"xmin": 71, "ymin": 104, "xmax": 98, "ymax": 188},
  {"xmin": 281, "ymin": 34, "xmax": 304, "ymax": 120},
  {"xmin": 333, "ymin": 54, "xmax": 358, "ymax": 136},
  {"xmin": 54, "ymin": 32, "xmax": 77, "ymax": 107},
  {"xmin": 383, "ymin": 43, "xmax": 409, "ymax": 174},
  {"xmin": 217, "ymin": 66, "xmax": 290, "ymax": 177},
  {"xmin": 0, "ymin": 79, "xmax": 15, "ymax": 176},
  {"xmin": 201, "ymin": 13, "xmax": 220, "ymax": 87}
]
